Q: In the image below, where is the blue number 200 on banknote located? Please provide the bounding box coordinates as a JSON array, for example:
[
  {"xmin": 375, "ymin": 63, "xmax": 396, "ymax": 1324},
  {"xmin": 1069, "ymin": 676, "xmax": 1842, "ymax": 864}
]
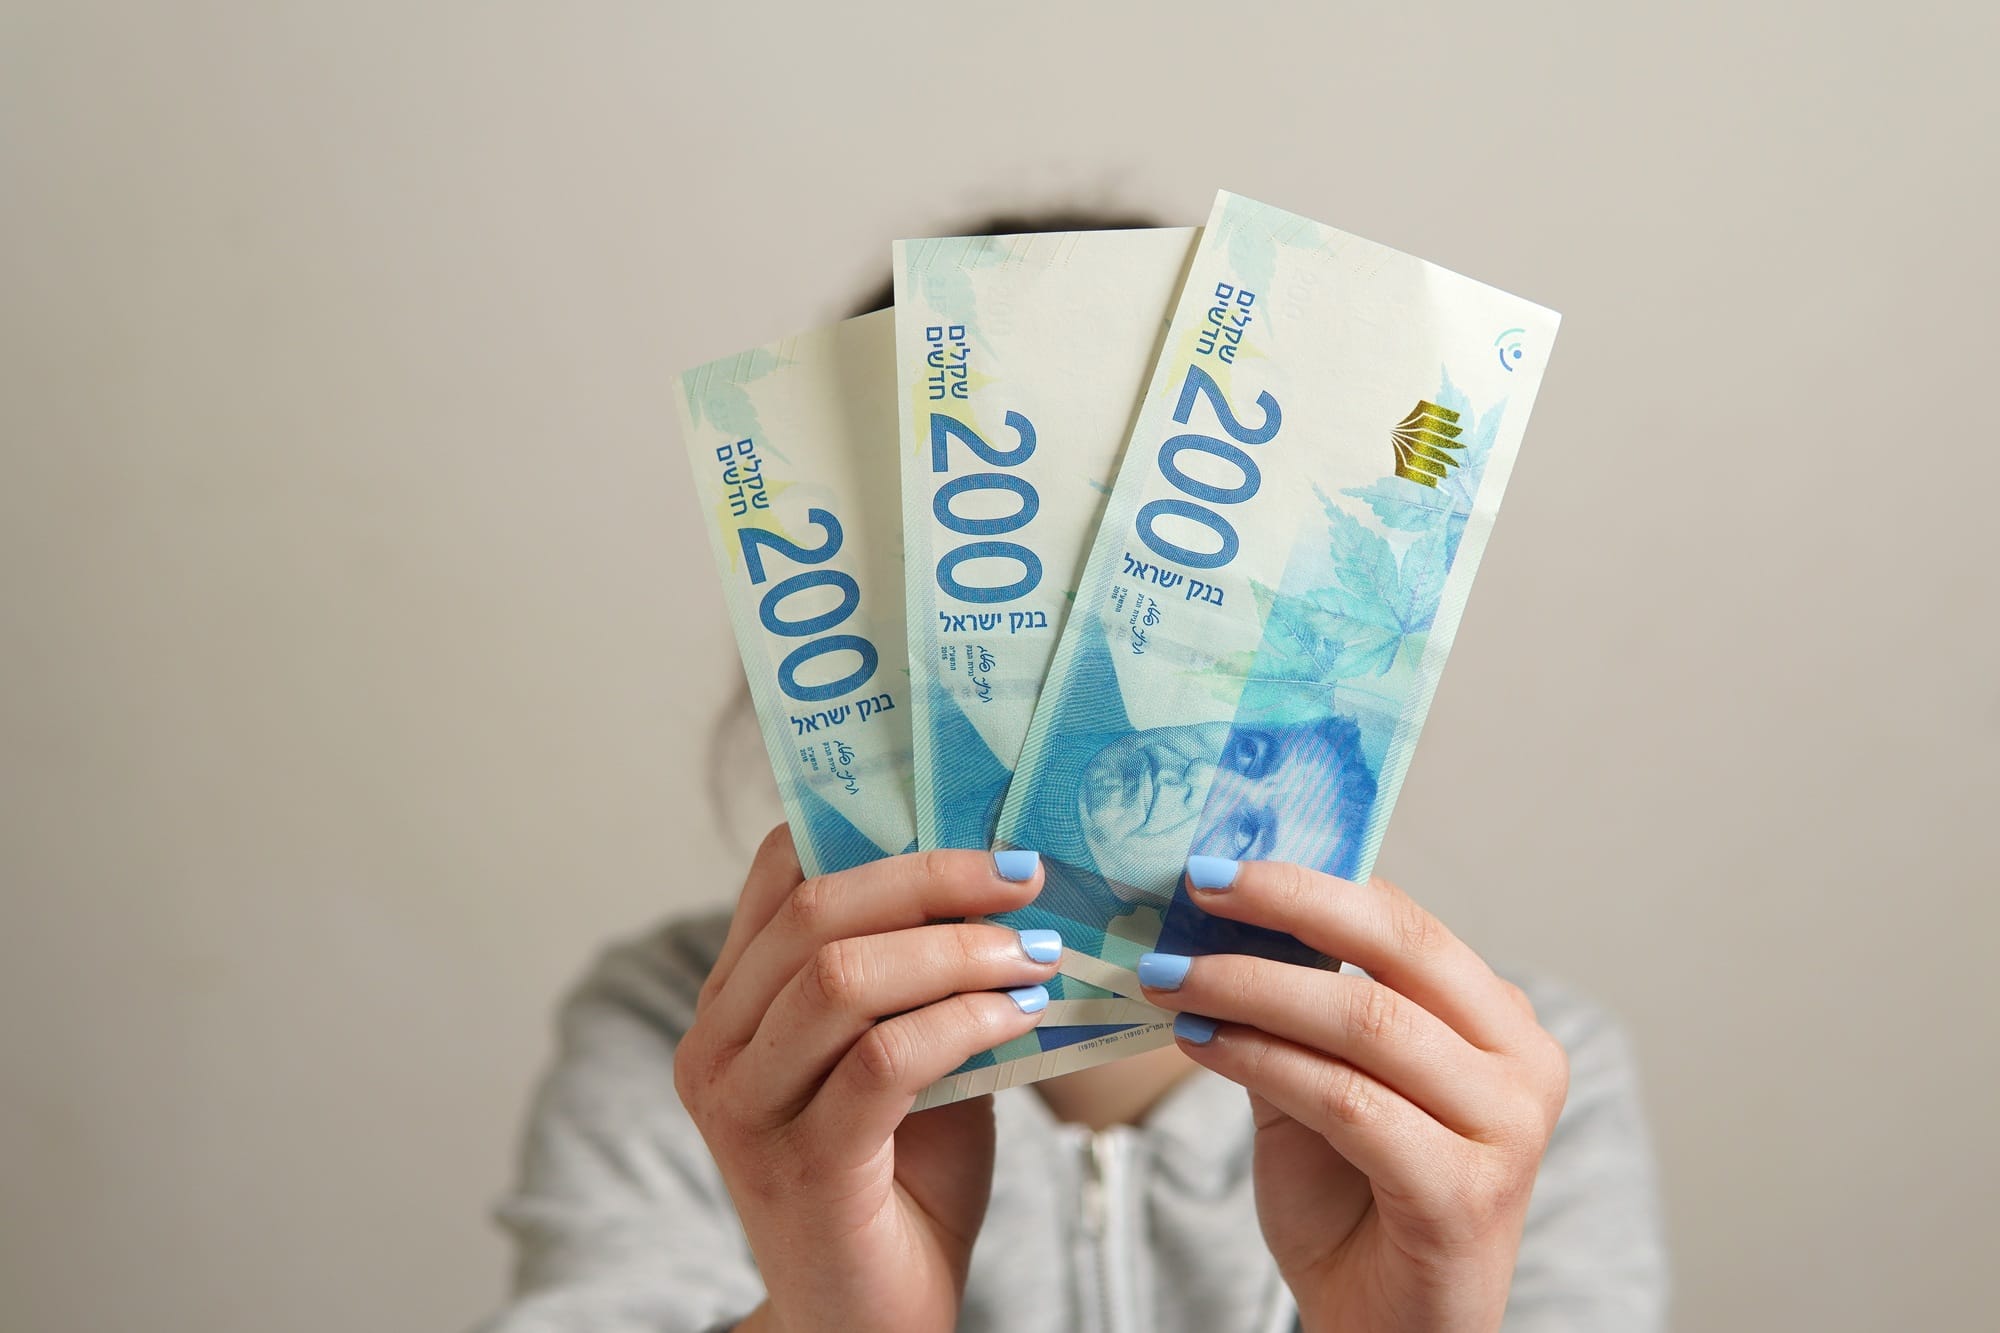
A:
[
  {"xmin": 992, "ymin": 192, "xmax": 1561, "ymax": 1004},
  {"xmin": 894, "ymin": 228, "xmax": 1195, "ymax": 853},
  {"xmin": 674, "ymin": 311, "xmax": 917, "ymax": 878}
]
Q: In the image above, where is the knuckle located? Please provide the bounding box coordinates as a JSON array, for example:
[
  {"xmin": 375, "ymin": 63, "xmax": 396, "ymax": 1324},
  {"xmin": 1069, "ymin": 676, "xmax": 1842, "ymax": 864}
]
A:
[
  {"xmin": 960, "ymin": 923, "xmax": 1000, "ymax": 971},
  {"xmin": 1536, "ymin": 1025, "xmax": 1570, "ymax": 1076},
  {"xmin": 785, "ymin": 875, "xmax": 835, "ymax": 936},
  {"xmin": 1271, "ymin": 860, "xmax": 1317, "ymax": 912},
  {"xmin": 1392, "ymin": 1150, "xmax": 1526, "ymax": 1254},
  {"xmin": 673, "ymin": 1043, "xmax": 746, "ymax": 1143},
  {"xmin": 916, "ymin": 848, "xmax": 959, "ymax": 895},
  {"xmin": 1473, "ymin": 1150, "xmax": 1536, "ymax": 1226},
  {"xmin": 670, "ymin": 1037, "xmax": 703, "ymax": 1108},
  {"xmin": 1488, "ymin": 1048, "xmax": 1567, "ymax": 1151},
  {"xmin": 1511, "ymin": 1087, "xmax": 1557, "ymax": 1144},
  {"xmin": 721, "ymin": 1075, "xmax": 788, "ymax": 1140},
  {"xmin": 1425, "ymin": 1159, "xmax": 1513, "ymax": 1247},
  {"xmin": 1349, "ymin": 981, "xmax": 1409, "ymax": 1046},
  {"xmin": 1318, "ymin": 1061, "xmax": 1379, "ymax": 1129},
  {"xmin": 1232, "ymin": 1027, "xmax": 1277, "ymax": 1086},
  {"xmin": 851, "ymin": 1023, "xmax": 911, "ymax": 1094},
  {"xmin": 1389, "ymin": 892, "xmax": 1446, "ymax": 958},
  {"xmin": 1534, "ymin": 1034, "xmax": 1571, "ymax": 1121},
  {"xmin": 671, "ymin": 1027, "xmax": 723, "ymax": 1107},
  {"xmin": 962, "ymin": 992, "xmax": 1014, "ymax": 1043},
  {"xmin": 803, "ymin": 938, "xmax": 864, "ymax": 1010}
]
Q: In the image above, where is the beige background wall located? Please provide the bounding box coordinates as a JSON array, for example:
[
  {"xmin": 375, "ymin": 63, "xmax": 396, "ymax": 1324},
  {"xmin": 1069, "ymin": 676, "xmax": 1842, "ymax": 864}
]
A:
[{"xmin": 3, "ymin": 3, "xmax": 1995, "ymax": 1330}]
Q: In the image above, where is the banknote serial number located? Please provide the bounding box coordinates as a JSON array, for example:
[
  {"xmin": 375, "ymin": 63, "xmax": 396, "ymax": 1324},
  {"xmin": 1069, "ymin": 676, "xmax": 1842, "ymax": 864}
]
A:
[
  {"xmin": 736, "ymin": 505, "xmax": 881, "ymax": 705},
  {"xmin": 927, "ymin": 409, "xmax": 1045, "ymax": 605},
  {"xmin": 1133, "ymin": 364, "xmax": 1282, "ymax": 571}
]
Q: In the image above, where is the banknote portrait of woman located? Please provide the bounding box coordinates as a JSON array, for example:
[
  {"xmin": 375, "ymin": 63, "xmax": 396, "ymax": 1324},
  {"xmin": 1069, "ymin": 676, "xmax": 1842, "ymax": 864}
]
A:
[
  {"xmin": 991, "ymin": 363, "xmax": 1503, "ymax": 966},
  {"xmin": 992, "ymin": 606, "xmax": 1387, "ymax": 967}
]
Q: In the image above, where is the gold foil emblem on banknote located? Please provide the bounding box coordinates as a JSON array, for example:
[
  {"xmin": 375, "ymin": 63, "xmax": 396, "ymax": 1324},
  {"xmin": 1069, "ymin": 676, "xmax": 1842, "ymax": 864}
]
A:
[{"xmin": 1390, "ymin": 400, "xmax": 1466, "ymax": 487}]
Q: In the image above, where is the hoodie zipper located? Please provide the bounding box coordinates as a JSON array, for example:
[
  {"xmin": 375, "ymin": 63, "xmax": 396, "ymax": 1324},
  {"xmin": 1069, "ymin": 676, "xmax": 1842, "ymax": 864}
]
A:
[
  {"xmin": 1078, "ymin": 1118, "xmax": 1294, "ymax": 1333},
  {"xmin": 1079, "ymin": 1127, "xmax": 1134, "ymax": 1333}
]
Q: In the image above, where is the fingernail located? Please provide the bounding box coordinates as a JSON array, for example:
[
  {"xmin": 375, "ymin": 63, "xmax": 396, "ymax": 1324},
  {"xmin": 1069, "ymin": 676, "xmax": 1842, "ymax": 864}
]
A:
[
  {"xmin": 1173, "ymin": 1012, "xmax": 1218, "ymax": 1044},
  {"xmin": 1006, "ymin": 984, "xmax": 1050, "ymax": 1014},
  {"xmin": 1018, "ymin": 928, "xmax": 1063, "ymax": 964},
  {"xmin": 994, "ymin": 849, "xmax": 1041, "ymax": 882},
  {"xmin": 1137, "ymin": 952, "xmax": 1192, "ymax": 991},
  {"xmin": 1187, "ymin": 855, "xmax": 1239, "ymax": 891}
]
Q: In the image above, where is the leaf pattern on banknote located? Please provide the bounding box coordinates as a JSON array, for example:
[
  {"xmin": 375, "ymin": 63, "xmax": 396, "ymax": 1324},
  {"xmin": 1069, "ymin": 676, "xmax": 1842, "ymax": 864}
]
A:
[
  {"xmin": 1392, "ymin": 521, "xmax": 1452, "ymax": 632},
  {"xmin": 682, "ymin": 347, "xmax": 793, "ymax": 459},
  {"xmin": 1202, "ymin": 372, "xmax": 1505, "ymax": 707},
  {"xmin": 1341, "ymin": 475, "xmax": 1451, "ymax": 531},
  {"xmin": 904, "ymin": 238, "xmax": 1011, "ymax": 354},
  {"xmin": 1211, "ymin": 578, "xmax": 1403, "ymax": 697},
  {"xmin": 1322, "ymin": 506, "xmax": 1408, "ymax": 631},
  {"xmin": 1225, "ymin": 213, "xmax": 1279, "ymax": 314}
]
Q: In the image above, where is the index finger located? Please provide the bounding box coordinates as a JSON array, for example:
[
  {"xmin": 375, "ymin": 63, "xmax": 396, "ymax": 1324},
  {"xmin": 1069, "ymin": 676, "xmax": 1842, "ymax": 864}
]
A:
[
  {"xmin": 698, "ymin": 823, "xmax": 806, "ymax": 1013},
  {"xmin": 1178, "ymin": 857, "xmax": 1527, "ymax": 1052},
  {"xmin": 701, "ymin": 847, "xmax": 1047, "ymax": 1050}
]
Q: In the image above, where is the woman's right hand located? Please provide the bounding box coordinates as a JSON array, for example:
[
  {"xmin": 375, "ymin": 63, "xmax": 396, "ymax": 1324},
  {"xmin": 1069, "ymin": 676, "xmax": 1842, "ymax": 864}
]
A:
[{"xmin": 673, "ymin": 826, "xmax": 1060, "ymax": 1333}]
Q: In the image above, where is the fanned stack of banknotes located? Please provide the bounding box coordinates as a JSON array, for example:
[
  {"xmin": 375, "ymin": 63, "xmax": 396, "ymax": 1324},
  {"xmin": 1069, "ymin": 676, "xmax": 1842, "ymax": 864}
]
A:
[{"xmin": 674, "ymin": 191, "xmax": 1559, "ymax": 1110}]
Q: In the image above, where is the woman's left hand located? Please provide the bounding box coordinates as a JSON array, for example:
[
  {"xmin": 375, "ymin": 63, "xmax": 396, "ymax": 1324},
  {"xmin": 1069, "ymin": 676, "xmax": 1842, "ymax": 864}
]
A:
[{"xmin": 1135, "ymin": 859, "xmax": 1570, "ymax": 1333}]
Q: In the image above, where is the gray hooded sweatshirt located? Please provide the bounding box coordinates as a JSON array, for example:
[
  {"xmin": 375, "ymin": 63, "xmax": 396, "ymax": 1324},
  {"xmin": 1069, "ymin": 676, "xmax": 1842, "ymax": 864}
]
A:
[{"xmin": 478, "ymin": 912, "xmax": 1668, "ymax": 1332}]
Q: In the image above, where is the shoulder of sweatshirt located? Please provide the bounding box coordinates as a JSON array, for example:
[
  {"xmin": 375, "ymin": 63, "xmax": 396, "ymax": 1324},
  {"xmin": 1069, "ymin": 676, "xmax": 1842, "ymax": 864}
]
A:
[{"xmin": 554, "ymin": 909, "xmax": 734, "ymax": 1048}]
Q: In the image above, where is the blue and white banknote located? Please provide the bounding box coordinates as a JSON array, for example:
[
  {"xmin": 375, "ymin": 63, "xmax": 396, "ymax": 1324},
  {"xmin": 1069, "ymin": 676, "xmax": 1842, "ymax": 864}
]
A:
[
  {"xmin": 895, "ymin": 230, "xmax": 1206, "ymax": 1110},
  {"xmin": 675, "ymin": 311, "xmax": 917, "ymax": 878},
  {"xmin": 990, "ymin": 191, "xmax": 1561, "ymax": 1012},
  {"xmin": 893, "ymin": 227, "xmax": 1196, "ymax": 850}
]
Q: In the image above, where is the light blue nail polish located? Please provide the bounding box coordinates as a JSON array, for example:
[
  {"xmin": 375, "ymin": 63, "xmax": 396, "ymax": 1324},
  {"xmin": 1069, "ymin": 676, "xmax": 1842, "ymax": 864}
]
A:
[
  {"xmin": 993, "ymin": 849, "xmax": 1041, "ymax": 882},
  {"xmin": 1186, "ymin": 855, "xmax": 1239, "ymax": 891},
  {"xmin": 1006, "ymin": 984, "xmax": 1050, "ymax": 1014},
  {"xmin": 1137, "ymin": 952, "xmax": 1192, "ymax": 991},
  {"xmin": 1019, "ymin": 928, "xmax": 1063, "ymax": 964},
  {"xmin": 1174, "ymin": 1012, "xmax": 1219, "ymax": 1044}
]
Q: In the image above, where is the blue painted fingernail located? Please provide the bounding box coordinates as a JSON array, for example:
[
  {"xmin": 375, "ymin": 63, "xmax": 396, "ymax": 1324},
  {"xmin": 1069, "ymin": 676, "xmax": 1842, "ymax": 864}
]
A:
[
  {"xmin": 1187, "ymin": 855, "xmax": 1239, "ymax": 891},
  {"xmin": 994, "ymin": 849, "xmax": 1041, "ymax": 882},
  {"xmin": 1137, "ymin": 952, "xmax": 1192, "ymax": 991},
  {"xmin": 1019, "ymin": 929, "xmax": 1063, "ymax": 964},
  {"xmin": 1174, "ymin": 1012, "xmax": 1219, "ymax": 1044},
  {"xmin": 1006, "ymin": 984, "xmax": 1050, "ymax": 1014}
]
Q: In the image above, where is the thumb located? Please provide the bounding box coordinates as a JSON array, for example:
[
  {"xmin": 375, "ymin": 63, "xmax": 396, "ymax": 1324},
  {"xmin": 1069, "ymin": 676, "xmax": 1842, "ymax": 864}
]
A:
[{"xmin": 895, "ymin": 1095, "xmax": 1000, "ymax": 1255}]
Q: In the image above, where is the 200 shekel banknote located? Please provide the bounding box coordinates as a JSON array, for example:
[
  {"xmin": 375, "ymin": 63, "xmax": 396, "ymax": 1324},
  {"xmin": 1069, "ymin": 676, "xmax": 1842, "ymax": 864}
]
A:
[
  {"xmin": 894, "ymin": 231, "xmax": 1198, "ymax": 1107},
  {"xmin": 893, "ymin": 226, "xmax": 1196, "ymax": 851},
  {"xmin": 984, "ymin": 191, "xmax": 1561, "ymax": 1023},
  {"xmin": 674, "ymin": 311, "xmax": 917, "ymax": 877}
]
